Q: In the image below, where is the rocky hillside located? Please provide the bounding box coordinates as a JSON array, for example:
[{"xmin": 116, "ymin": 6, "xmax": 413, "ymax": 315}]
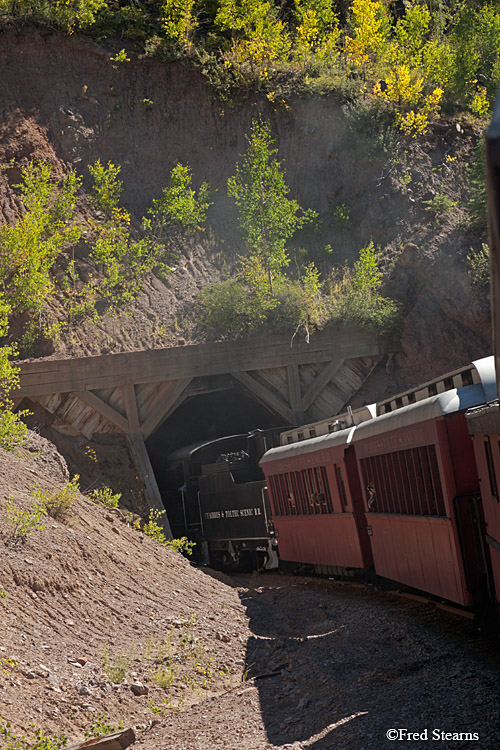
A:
[
  {"xmin": 0, "ymin": 431, "xmax": 250, "ymax": 744},
  {"xmin": 0, "ymin": 27, "xmax": 491, "ymax": 393}
]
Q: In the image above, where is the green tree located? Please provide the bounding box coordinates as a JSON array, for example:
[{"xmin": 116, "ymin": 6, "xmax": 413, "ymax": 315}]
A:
[
  {"xmin": 0, "ymin": 162, "xmax": 81, "ymax": 318},
  {"xmin": 467, "ymin": 138, "xmax": 487, "ymax": 233},
  {"xmin": 227, "ymin": 120, "xmax": 316, "ymax": 289},
  {"xmin": 0, "ymin": 0, "xmax": 107, "ymax": 31},
  {"xmin": 145, "ymin": 163, "xmax": 211, "ymax": 240},
  {"xmin": 88, "ymin": 160, "xmax": 123, "ymax": 219}
]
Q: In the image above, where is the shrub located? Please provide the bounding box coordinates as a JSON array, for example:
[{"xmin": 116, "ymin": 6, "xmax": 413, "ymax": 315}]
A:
[
  {"xmin": 328, "ymin": 241, "xmax": 400, "ymax": 334},
  {"xmin": 467, "ymin": 243, "xmax": 490, "ymax": 287},
  {"xmin": 0, "ymin": 405, "xmax": 29, "ymax": 453},
  {"xmin": 143, "ymin": 508, "xmax": 169, "ymax": 544},
  {"xmin": 102, "ymin": 643, "xmax": 129, "ymax": 684},
  {"xmin": 422, "ymin": 191, "xmax": 457, "ymax": 213},
  {"xmin": 84, "ymin": 713, "xmax": 123, "ymax": 740},
  {"xmin": 145, "ymin": 163, "xmax": 211, "ymax": 239},
  {"xmin": 0, "ymin": 721, "xmax": 67, "ymax": 750},
  {"xmin": 1, "ymin": 496, "xmax": 46, "ymax": 545},
  {"xmin": 34, "ymin": 476, "xmax": 80, "ymax": 523},
  {"xmin": 227, "ymin": 120, "xmax": 316, "ymax": 289},
  {"xmin": 87, "ymin": 487, "xmax": 122, "ymax": 509},
  {"xmin": 88, "ymin": 160, "xmax": 123, "ymax": 219},
  {"xmin": 167, "ymin": 536, "xmax": 196, "ymax": 556}
]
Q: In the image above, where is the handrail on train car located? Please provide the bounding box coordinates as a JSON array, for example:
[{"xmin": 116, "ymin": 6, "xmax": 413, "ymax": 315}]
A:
[{"xmin": 451, "ymin": 492, "xmax": 494, "ymax": 604}]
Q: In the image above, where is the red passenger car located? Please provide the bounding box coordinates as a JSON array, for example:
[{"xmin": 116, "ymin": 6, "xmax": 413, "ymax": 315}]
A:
[
  {"xmin": 261, "ymin": 358, "xmax": 497, "ymax": 609},
  {"xmin": 260, "ymin": 428, "xmax": 373, "ymax": 575},
  {"xmin": 352, "ymin": 387, "xmax": 491, "ymax": 607}
]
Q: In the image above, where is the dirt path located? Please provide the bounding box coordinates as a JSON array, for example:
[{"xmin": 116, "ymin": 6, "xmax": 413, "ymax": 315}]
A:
[{"xmin": 138, "ymin": 575, "xmax": 500, "ymax": 750}]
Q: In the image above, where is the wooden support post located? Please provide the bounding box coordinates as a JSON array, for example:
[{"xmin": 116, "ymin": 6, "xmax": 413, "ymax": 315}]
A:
[
  {"xmin": 302, "ymin": 358, "xmax": 344, "ymax": 413},
  {"xmin": 232, "ymin": 371, "xmax": 295, "ymax": 425},
  {"xmin": 286, "ymin": 364, "xmax": 306, "ymax": 425},
  {"xmin": 141, "ymin": 378, "xmax": 192, "ymax": 440},
  {"xmin": 75, "ymin": 390, "xmax": 129, "ymax": 434},
  {"xmin": 122, "ymin": 383, "xmax": 140, "ymax": 434},
  {"xmin": 128, "ymin": 432, "xmax": 173, "ymax": 539}
]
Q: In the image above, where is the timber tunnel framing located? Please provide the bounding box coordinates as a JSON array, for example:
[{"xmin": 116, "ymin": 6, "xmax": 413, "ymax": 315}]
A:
[{"xmin": 13, "ymin": 327, "xmax": 397, "ymax": 537}]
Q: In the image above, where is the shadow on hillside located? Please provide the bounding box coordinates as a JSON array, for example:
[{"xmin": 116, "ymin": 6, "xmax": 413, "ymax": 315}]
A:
[{"xmin": 233, "ymin": 577, "xmax": 498, "ymax": 750}]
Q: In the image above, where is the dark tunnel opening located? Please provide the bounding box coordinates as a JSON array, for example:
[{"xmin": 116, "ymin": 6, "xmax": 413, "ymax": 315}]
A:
[{"xmin": 146, "ymin": 384, "xmax": 285, "ymax": 492}]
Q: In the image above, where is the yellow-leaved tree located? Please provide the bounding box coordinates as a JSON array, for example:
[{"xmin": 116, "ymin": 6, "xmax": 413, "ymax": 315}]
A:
[
  {"xmin": 294, "ymin": 0, "xmax": 340, "ymax": 69},
  {"xmin": 345, "ymin": 0, "xmax": 390, "ymax": 80},
  {"xmin": 215, "ymin": 0, "xmax": 291, "ymax": 78},
  {"xmin": 161, "ymin": 0, "xmax": 197, "ymax": 53}
]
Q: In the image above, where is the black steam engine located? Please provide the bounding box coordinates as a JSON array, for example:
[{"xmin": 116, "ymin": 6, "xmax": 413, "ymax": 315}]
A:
[{"xmin": 162, "ymin": 429, "xmax": 281, "ymax": 569}]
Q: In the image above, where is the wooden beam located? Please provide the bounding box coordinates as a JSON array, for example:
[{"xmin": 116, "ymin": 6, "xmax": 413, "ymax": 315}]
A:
[
  {"xmin": 14, "ymin": 328, "xmax": 397, "ymax": 398},
  {"xmin": 232, "ymin": 371, "xmax": 294, "ymax": 425},
  {"xmin": 286, "ymin": 364, "xmax": 306, "ymax": 424},
  {"xmin": 128, "ymin": 432, "xmax": 172, "ymax": 539},
  {"xmin": 122, "ymin": 384, "xmax": 140, "ymax": 434},
  {"xmin": 302, "ymin": 358, "xmax": 344, "ymax": 413},
  {"xmin": 141, "ymin": 377, "xmax": 192, "ymax": 440},
  {"xmin": 74, "ymin": 390, "xmax": 129, "ymax": 434}
]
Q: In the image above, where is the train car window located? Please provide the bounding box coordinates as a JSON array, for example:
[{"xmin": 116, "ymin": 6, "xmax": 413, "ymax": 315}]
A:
[
  {"xmin": 270, "ymin": 475, "xmax": 284, "ymax": 515},
  {"xmin": 485, "ymin": 438, "xmax": 499, "ymax": 501},
  {"xmin": 290, "ymin": 472, "xmax": 305, "ymax": 515},
  {"xmin": 335, "ymin": 465, "xmax": 349, "ymax": 511},
  {"xmin": 298, "ymin": 470, "xmax": 310, "ymax": 513},
  {"xmin": 395, "ymin": 451, "xmax": 410, "ymax": 514},
  {"xmin": 284, "ymin": 473, "xmax": 297, "ymax": 514},
  {"xmin": 297, "ymin": 432, "xmax": 304, "ymax": 441},
  {"xmin": 313, "ymin": 467, "xmax": 327, "ymax": 514},
  {"xmin": 309, "ymin": 428, "xmax": 316, "ymax": 438},
  {"xmin": 360, "ymin": 445, "xmax": 446, "ymax": 517},
  {"xmin": 272, "ymin": 475, "xmax": 284, "ymax": 515},
  {"xmin": 395, "ymin": 397, "xmax": 403, "ymax": 409},
  {"xmin": 296, "ymin": 470, "xmax": 308, "ymax": 514},
  {"xmin": 407, "ymin": 392, "xmax": 416, "ymax": 404},
  {"xmin": 320, "ymin": 466, "xmax": 334, "ymax": 512},
  {"xmin": 383, "ymin": 403, "xmax": 392, "ymax": 413},
  {"xmin": 406, "ymin": 451, "xmax": 420, "ymax": 512},
  {"xmin": 390, "ymin": 453, "xmax": 405, "ymax": 513},
  {"xmin": 287, "ymin": 435, "xmax": 294, "ymax": 444},
  {"xmin": 443, "ymin": 376, "xmax": 454, "ymax": 390},
  {"xmin": 277, "ymin": 474, "xmax": 289, "ymax": 515},
  {"xmin": 270, "ymin": 475, "xmax": 281, "ymax": 515},
  {"xmin": 416, "ymin": 449, "xmax": 432, "ymax": 515},
  {"xmin": 428, "ymin": 383, "xmax": 438, "ymax": 396},
  {"xmin": 305, "ymin": 468, "xmax": 317, "ymax": 513},
  {"xmin": 461, "ymin": 370, "xmax": 473, "ymax": 387},
  {"xmin": 424, "ymin": 447, "xmax": 437, "ymax": 514}
]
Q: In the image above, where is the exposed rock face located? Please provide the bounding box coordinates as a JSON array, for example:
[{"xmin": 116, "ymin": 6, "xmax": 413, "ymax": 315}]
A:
[{"xmin": 0, "ymin": 28, "xmax": 491, "ymax": 392}]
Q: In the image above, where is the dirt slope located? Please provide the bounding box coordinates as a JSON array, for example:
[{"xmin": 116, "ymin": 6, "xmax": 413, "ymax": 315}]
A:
[{"xmin": 0, "ymin": 434, "xmax": 249, "ymax": 744}]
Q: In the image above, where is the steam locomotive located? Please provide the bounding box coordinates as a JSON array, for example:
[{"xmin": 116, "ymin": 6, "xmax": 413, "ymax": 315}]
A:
[{"xmin": 162, "ymin": 429, "xmax": 281, "ymax": 570}]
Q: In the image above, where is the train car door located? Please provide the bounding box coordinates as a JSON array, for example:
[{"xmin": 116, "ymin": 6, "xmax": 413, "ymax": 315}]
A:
[{"xmin": 344, "ymin": 445, "xmax": 374, "ymax": 568}]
